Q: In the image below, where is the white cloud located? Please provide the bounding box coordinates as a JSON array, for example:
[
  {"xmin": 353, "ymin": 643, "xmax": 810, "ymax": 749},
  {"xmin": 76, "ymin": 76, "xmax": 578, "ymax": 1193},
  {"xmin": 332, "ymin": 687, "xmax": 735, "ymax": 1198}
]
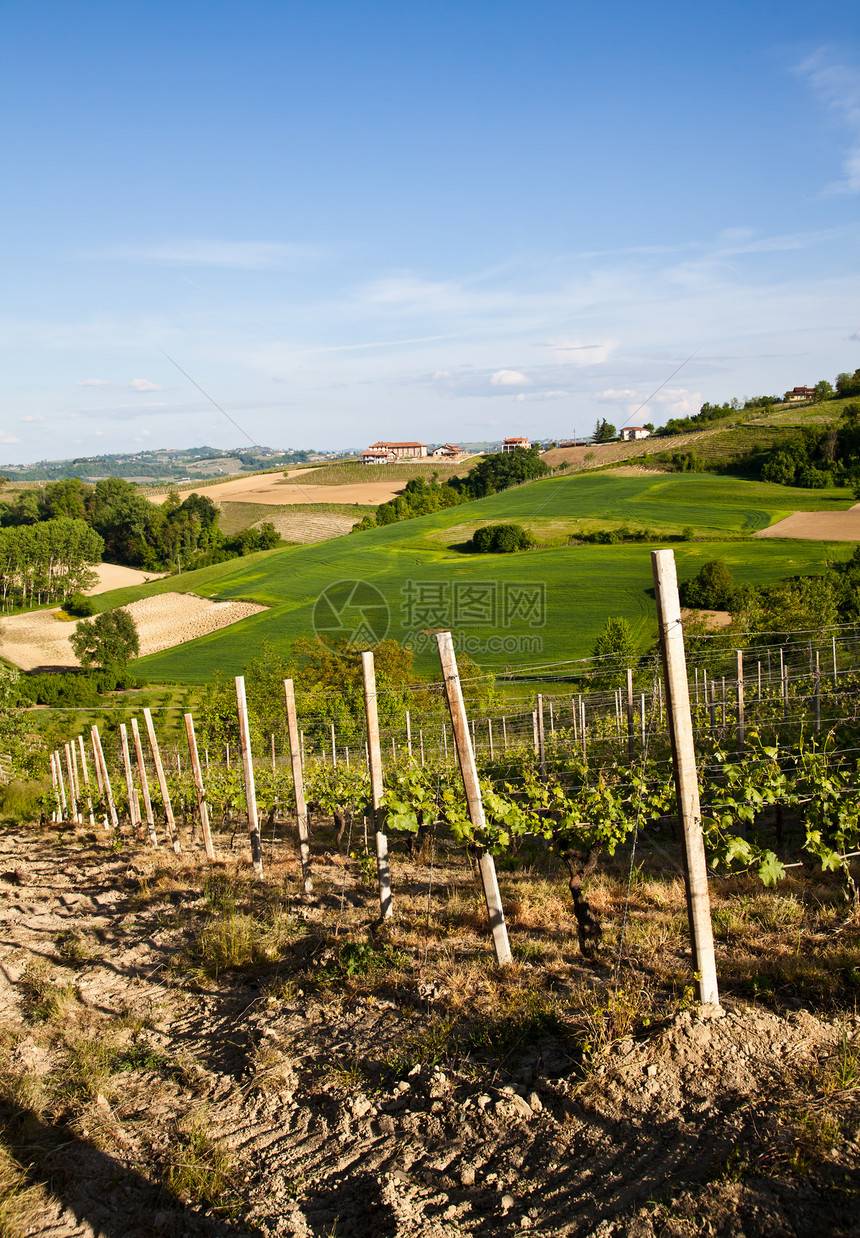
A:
[
  {"xmin": 77, "ymin": 377, "xmax": 163, "ymax": 392},
  {"xmin": 0, "ymin": 431, "xmax": 21, "ymax": 443},
  {"xmin": 597, "ymin": 385, "xmax": 702, "ymax": 422},
  {"xmin": 514, "ymin": 389, "xmax": 568, "ymax": 402},
  {"xmin": 546, "ymin": 339, "xmax": 617, "ymax": 366},
  {"xmin": 490, "ymin": 369, "xmax": 530, "ymax": 386},
  {"xmin": 850, "ymin": 328, "xmax": 860, "ymax": 341},
  {"xmin": 91, "ymin": 240, "xmax": 322, "ymax": 269},
  {"xmin": 796, "ymin": 51, "xmax": 860, "ymax": 195},
  {"xmin": 20, "ymin": 415, "xmax": 44, "ymax": 422}
]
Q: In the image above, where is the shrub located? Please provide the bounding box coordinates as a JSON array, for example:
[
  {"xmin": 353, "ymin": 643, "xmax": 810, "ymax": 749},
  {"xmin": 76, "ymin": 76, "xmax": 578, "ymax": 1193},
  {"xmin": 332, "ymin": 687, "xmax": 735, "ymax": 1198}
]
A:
[
  {"xmin": 470, "ymin": 523, "xmax": 535, "ymax": 553},
  {"xmin": 65, "ymin": 591, "xmax": 96, "ymax": 617}
]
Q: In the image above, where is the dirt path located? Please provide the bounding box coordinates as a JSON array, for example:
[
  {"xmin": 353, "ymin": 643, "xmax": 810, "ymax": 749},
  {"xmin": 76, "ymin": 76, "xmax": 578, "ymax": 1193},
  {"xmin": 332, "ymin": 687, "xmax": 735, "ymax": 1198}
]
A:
[
  {"xmin": 0, "ymin": 593, "xmax": 266, "ymax": 671},
  {"xmin": 0, "ymin": 824, "xmax": 856, "ymax": 1238}
]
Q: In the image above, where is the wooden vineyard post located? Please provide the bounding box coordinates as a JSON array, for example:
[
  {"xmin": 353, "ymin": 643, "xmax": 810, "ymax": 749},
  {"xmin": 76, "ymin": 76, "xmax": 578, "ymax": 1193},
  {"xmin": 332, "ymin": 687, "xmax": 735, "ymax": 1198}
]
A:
[
  {"xmin": 271, "ymin": 734, "xmax": 276, "ymax": 772},
  {"xmin": 782, "ymin": 663, "xmax": 789, "ymax": 720},
  {"xmin": 70, "ymin": 743, "xmax": 83, "ymax": 824},
  {"xmin": 283, "ymin": 679, "xmax": 313, "ymax": 894},
  {"xmin": 580, "ymin": 697, "xmax": 587, "ymax": 764},
  {"xmin": 814, "ymin": 651, "xmax": 821, "ymax": 733},
  {"xmin": 64, "ymin": 744, "xmax": 79, "ymax": 824},
  {"xmin": 77, "ymin": 735, "xmax": 95, "ymax": 827},
  {"xmin": 48, "ymin": 753, "xmax": 58, "ymax": 822},
  {"xmin": 531, "ymin": 710, "xmax": 539, "ymax": 758},
  {"xmin": 143, "ymin": 708, "xmax": 179, "ymax": 853},
  {"xmin": 832, "ymin": 636, "xmax": 838, "ymax": 689},
  {"xmin": 119, "ymin": 724, "xmax": 141, "ymax": 838},
  {"xmin": 330, "ymin": 723, "xmax": 337, "ymax": 766},
  {"xmin": 406, "ymin": 710, "xmax": 412, "ymax": 759},
  {"xmin": 640, "ymin": 694, "xmax": 646, "ymax": 746},
  {"xmin": 436, "ymin": 631, "xmax": 511, "ymax": 966},
  {"xmin": 361, "ymin": 652, "xmax": 392, "ymax": 920},
  {"xmin": 736, "ymin": 650, "xmax": 745, "ymax": 756},
  {"xmin": 549, "ymin": 700, "xmax": 555, "ymax": 736},
  {"xmin": 54, "ymin": 752, "xmax": 68, "ymax": 822},
  {"xmin": 502, "ymin": 716, "xmax": 507, "ymax": 750},
  {"xmin": 536, "ymin": 695, "xmax": 546, "ymax": 777},
  {"xmin": 626, "ymin": 668, "xmax": 635, "ymax": 763},
  {"xmin": 488, "ymin": 718, "xmax": 494, "ymax": 759},
  {"xmin": 91, "ymin": 726, "xmax": 119, "ymax": 833},
  {"xmin": 651, "ymin": 549, "xmax": 719, "ymax": 1007},
  {"xmin": 420, "ymin": 728, "xmax": 425, "ymax": 766},
  {"xmin": 235, "ymin": 677, "xmax": 263, "ymax": 880},
  {"xmin": 184, "ymin": 714, "xmax": 215, "ymax": 861},
  {"xmin": 90, "ymin": 731, "xmax": 108, "ymax": 829},
  {"xmin": 130, "ymin": 718, "xmax": 158, "ymax": 847}
]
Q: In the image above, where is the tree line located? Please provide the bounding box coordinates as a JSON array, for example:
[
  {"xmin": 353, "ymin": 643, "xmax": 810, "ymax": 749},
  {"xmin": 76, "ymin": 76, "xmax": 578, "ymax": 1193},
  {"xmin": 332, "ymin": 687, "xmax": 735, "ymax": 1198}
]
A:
[
  {"xmin": 0, "ymin": 477, "xmax": 279, "ymax": 575},
  {"xmin": 0, "ymin": 518, "xmax": 103, "ymax": 610}
]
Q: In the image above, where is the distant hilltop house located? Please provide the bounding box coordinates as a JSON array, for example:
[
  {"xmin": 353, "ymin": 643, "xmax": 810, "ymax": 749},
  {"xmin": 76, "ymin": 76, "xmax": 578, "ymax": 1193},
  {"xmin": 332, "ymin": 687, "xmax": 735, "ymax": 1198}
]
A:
[
  {"xmin": 361, "ymin": 440, "xmax": 428, "ymax": 464},
  {"xmin": 620, "ymin": 426, "xmax": 652, "ymax": 442},
  {"xmin": 431, "ymin": 443, "xmax": 466, "ymax": 460},
  {"xmin": 501, "ymin": 436, "xmax": 531, "ymax": 453},
  {"xmin": 786, "ymin": 386, "xmax": 817, "ymax": 402}
]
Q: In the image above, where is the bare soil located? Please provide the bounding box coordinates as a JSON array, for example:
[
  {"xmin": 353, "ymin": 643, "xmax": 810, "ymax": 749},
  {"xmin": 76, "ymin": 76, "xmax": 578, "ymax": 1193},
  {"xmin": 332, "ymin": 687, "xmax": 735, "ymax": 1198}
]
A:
[
  {"xmin": 0, "ymin": 819, "xmax": 857, "ymax": 1238},
  {"xmin": 753, "ymin": 511, "xmax": 860, "ymax": 541},
  {"xmin": 0, "ymin": 593, "xmax": 266, "ymax": 672},
  {"xmin": 147, "ymin": 471, "xmax": 403, "ymax": 509},
  {"xmin": 85, "ymin": 565, "xmax": 168, "ymax": 595}
]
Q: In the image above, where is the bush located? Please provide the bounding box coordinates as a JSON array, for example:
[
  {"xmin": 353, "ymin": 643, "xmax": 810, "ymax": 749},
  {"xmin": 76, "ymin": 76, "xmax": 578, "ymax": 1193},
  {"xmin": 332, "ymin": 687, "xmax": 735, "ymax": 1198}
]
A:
[
  {"xmin": 470, "ymin": 523, "xmax": 535, "ymax": 553},
  {"xmin": 680, "ymin": 559, "xmax": 737, "ymax": 610},
  {"xmin": 65, "ymin": 591, "xmax": 96, "ymax": 617}
]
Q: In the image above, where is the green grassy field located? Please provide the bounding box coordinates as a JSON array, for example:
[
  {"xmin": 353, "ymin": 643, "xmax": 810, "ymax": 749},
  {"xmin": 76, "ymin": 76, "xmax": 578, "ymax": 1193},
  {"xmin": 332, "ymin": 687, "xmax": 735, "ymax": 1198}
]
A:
[{"xmin": 88, "ymin": 471, "xmax": 850, "ymax": 684}]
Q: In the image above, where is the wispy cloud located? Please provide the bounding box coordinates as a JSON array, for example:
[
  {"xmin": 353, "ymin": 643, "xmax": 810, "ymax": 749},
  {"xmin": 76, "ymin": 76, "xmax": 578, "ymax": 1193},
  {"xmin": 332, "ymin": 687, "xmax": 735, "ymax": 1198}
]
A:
[
  {"xmin": 796, "ymin": 50, "xmax": 860, "ymax": 195},
  {"xmin": 20, "ymin": 415, "xmax": 44, "ymax": 422},
  {"xmin": 89, "ymin": 240, "xmax": 323, "ymax": 269},
  {"xmin": 514, "ymin": 389, "xmax": 568, "ymax": 402},
  {"xmin": 0, "ymin": 430, "xmax": 21, "ymax": 444},
  {"xmin": 77, "ymin": 377, "xmax": 163, "ymax": 391},
  {"xmin": 490, "ymin": 369, "xmax": 530, "ymax": 386},
  {"xmin": 598, "ymin": 386, "xmax": 702, "ymax": 421}
]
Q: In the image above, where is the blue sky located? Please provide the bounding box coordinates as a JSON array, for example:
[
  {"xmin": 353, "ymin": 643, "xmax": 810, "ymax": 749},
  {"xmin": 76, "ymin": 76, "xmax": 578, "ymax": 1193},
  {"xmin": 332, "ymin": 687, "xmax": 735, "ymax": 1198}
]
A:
[{"xmin": 2, "ymin": 0, "xmax": 859, "ymax": 461}]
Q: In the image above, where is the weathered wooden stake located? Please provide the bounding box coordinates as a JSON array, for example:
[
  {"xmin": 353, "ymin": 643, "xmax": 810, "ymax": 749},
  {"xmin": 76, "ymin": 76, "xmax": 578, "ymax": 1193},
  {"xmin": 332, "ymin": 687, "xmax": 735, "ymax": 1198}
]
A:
[
  {"xmin": 331, "ymin": 723, "xmax": 337, "ymax": 766},
  {"xmin": 832, "ymin": 635, "xmax": 838, "ymax": 688},
  {"xmin": 652, "ymin": 549, "xmax": 719, "ymax": 1006},
  {"xmin": 130, "ymin": 718, "xmax": 158, "ymax": 847},
  {"xmin": 234, "ymin": 677, "xmax": 263, "ymax": 880},
  {"xmin": 640, "ymin": 693, "xmax": 646, "ymax": 746},
  {"xmin": 91, "ymin": 726, "xmax": 119, "ymax": 833},
  {"xmin": 283, "ymin": 680, "xmax": 312, "ymax": 893},
  {"xmin": 119, "ymin": 724, "xmax": 140, "ymax": 838},
  {"xmin": 54, "ymin": 752, "xmax": 67, "ymax": 821},
  {"xmin": 143, "ymin": 708, "xmax": 179, "ymax": 853},
  {"xmin": 271, "ymin": 733, "xmax": 276, "ymax": 772},
  {"xmin": 64, "ymin": 744, "xmax": 79, "ymax": 824},
  {"xmin": 69, "ymin": 742, "xmax": 83, "ymax": 825},
  {"xmin": 406, "ymin": 709, "xmax": 412, "ymax": 759},
  {"xmin": 580, "ymin": 697, "xmax": 587, "ymax": 764},
  {"xmin": 536, "ymin": 695, "xmax": 546, "ymax": 776},
  {"xmin": 77, "ymin": 735, "xmax": 95, "ymax": 827},
  {"xmin": 814, "ymin": 651, "xmax": 821, "ymax": 733},
  {"xmin": 626, "ymin": 668, "xmax": 635, "ymax": 763},
  {"xmin": 502, "ymin": 716, "xmax": 508, "ymax": 749},
  {"xmin": 532, "ymin": 710, "xmax": 539, "ymax": 757},
  {"xmin": 419, "ymin": 728, "xmax": 425, "ymax": 766},
  {"xmin": 184, "ymin": 714, "xmax": 215, "ymax": 861},
  {"xmin": 736, "ymin": 650, "xmax": 745, "ymax": 756},
  {"xmin": 361, "ymin": 652, "xmax": 392, "ymax": 920},
  {"xmin": 436, "ymin": 632, "xmax": 511, "ymax": 966},
  {"xmin": 488, "ymin": 718, "xmax": 494, "ymax": 759}
]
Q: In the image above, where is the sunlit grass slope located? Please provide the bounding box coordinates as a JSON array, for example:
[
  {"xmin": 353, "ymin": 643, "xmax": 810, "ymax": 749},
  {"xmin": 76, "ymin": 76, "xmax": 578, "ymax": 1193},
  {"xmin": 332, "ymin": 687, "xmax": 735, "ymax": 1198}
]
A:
[{"xmin": 94, "ymin": 472, "xmax": 848, "ymax": 683}]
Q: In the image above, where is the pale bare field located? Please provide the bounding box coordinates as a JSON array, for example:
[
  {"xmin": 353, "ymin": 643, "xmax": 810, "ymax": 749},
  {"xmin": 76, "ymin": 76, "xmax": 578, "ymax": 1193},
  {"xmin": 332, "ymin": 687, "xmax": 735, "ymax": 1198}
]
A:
[
  {"xmin": 0, "ymin": 592, "xmax": 266, "ymax": 671},
  {"xmin": 147, "ymin": 467, "xmax": 402, "ymax": 508},
  {"xmin": 84, "ymin": 563, "xmax": 167, "ymax": 594},
  {"xmin": 753, "ymin": 509, "xmax": 860, "ymax": 541},
  {"xmin": 255, "ymin": 510, "xmax": 359, "ymax": 543}
]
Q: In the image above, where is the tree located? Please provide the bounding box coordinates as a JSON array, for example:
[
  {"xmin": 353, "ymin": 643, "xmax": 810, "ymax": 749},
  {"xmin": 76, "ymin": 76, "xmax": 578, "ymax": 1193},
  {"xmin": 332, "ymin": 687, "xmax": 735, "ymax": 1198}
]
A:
[
  {"xmin": 592, "ymin": 419, "xmax": 617, "ymax": 443},
  {"xmin": 814, "ymin": 379, "xmax": 835, "ymax": 401},
  {"xmin": 470, "ymin": 523, "xmax": 535, "ymax": 553},
  {"xmin": 680, "ymin": 560, "xmax": 736, "ymax": 610},
  {"xmin": 70, "ymin": 608, "xmax": 139, "ymax": 672},
  {"xmin": 591, "ymin": 617, "xmax": 636, "ymax": 687},
  {"xmin": 455, "ymin": 448, "xmax": 549, "ymax": 499}
]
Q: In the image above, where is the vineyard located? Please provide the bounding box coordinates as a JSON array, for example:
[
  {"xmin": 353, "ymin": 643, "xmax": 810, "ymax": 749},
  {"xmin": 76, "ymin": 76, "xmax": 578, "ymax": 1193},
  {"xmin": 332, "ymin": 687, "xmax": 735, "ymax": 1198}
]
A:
[{"xmin": 3, "ymin": 550, "xmax": 859, "ymax": 1236}]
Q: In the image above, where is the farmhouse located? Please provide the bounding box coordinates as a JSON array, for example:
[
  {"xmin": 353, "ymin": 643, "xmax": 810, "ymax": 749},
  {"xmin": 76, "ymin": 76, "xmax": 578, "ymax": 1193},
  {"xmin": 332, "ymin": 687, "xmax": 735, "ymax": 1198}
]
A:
[
  {"xmin": 364, "ymin": 440, "xmax": 428, "ymax": 462},
  {"xmin": 361, "ymin": 448, "xmax": 396, "ymax": 464},
  {"xmin": 786, "ymin": 386, "xmax": 817, "ymax": 402},
  {"xmin": 431, "ymin": 443, "xmax": 466, "ymax": 460},
  {"xmin": 501, "ymin": 436, "xmax": 531, "ymax": 453},
  {"xmin": 620, "ymin": 426, "xmax": 651, "ymax": 442}
]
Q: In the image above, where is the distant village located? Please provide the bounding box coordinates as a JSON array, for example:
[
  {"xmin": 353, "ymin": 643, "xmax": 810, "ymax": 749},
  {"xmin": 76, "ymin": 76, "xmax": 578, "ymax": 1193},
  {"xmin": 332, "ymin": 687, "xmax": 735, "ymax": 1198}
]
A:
[{"xmin": 358, "ymin": 428, "xmax": 653, "ymax": 464}]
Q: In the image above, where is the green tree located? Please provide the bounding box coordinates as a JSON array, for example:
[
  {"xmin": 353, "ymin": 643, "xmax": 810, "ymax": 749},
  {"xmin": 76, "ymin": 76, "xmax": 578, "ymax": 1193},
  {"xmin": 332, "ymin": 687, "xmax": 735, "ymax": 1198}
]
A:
[
  {"xmin": 70, "ymin": 609, "xmax": 140, "ymax": 672},
  {"xmin": 591, "ymin": 616, "xmax": 636, "ymax": 686},
  {"xmin": 680, "ymin": 559, "xmax": 736, "ymax": 610},
  {"xmin": 592, "ymin": 419, "xmax": 617, "ymax": 443},
  {"xmin": 814, "ymin": 379, "xmax": 835, "ymax": 401}
]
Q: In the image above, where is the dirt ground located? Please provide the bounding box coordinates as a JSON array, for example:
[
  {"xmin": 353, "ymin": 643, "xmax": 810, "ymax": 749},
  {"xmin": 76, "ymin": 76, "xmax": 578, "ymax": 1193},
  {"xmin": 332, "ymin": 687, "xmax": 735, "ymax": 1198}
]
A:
[
  {"xmin": 147, "ymin": 471, "xmax": 403, "ymax": 509},
  {"xmin": 0, "ymin": 817, "xmax": 857, "ymax": 1238},
  {"xmin": 0, "ymin": 593, "xmax": 266, "ymax": 672},
  {"xmin": 85, "ymin": 565, "xmax": 168, "ymax": 595},
  {"xmin": 254, "ymin": 512, "xmax": 360, "ymax": 544},
  {"xmin": 754, "ymin": 509, "xmax": 860, "ymax": 541}
]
